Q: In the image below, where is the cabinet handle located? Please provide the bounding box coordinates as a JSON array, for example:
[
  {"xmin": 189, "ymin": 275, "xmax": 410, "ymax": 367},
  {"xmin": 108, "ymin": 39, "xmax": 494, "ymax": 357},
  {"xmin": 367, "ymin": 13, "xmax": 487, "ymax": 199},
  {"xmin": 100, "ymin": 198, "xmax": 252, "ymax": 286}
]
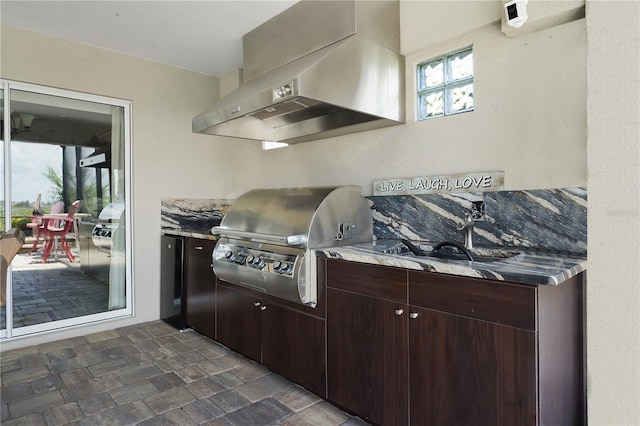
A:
[
  {"xmin": 194, "ymin": 246, "xmax": 204, "ymax": 250},
  {"xmin": 254, "ymin": 302, "xmax": 261, "ymax": 307},
  {"xmin": 395, "ymin": 309, "xmax": 404, "ymax": 316},
  {"xmin": 409, "ymin": 312, "xmax": 419, "ymax": 319},
  {"xmin": 260, "ymin": 306, "xmax": 267, "ymax": 311}
]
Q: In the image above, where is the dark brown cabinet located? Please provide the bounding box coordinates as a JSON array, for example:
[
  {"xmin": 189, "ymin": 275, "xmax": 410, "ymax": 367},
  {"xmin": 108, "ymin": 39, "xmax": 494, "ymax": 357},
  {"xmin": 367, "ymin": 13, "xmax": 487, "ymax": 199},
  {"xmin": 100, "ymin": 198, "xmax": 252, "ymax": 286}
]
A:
[
  {"xmin": 409, "ymin": 270, "xmax": 586, "ymax": 425},
  {"xmin": 216, "ymin": 281, "xmax": 327, "ymax": 397},
  {"xmin": 262, "ymin": 301, "xmax": 326, "ymax": 397},
  {"xmin": 326, "ymin": 259, "xmax": 586, "ymax": 426},
  {"xmin": 408, "ymin": 271, "xmax": 538, "ymax": 425},
  {"xmin": 216, "ymin": 282, "xmax": 262, "ymax": 361},
  {"xmin": 408, "ymin": 305, "xmax": 536, "ymax": 425},
  {"xmin": 184, "ymin": 237, "xmax": 217, "ymax": 339},
  {"xmin": 327, "ymin": 261, "xmax": 408, "ymax": 426}
]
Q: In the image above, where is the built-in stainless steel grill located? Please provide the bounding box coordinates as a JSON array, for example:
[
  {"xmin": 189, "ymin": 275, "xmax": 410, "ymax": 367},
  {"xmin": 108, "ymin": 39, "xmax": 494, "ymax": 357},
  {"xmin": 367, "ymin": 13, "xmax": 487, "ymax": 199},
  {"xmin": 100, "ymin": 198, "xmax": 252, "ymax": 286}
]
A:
[
  {"xmin": 211, "ymin": 186, "xmax": 373, "ymax": 306},
  {"xmin": 91, "ymin": 201, "xmax": 124, "ymax": 249}
]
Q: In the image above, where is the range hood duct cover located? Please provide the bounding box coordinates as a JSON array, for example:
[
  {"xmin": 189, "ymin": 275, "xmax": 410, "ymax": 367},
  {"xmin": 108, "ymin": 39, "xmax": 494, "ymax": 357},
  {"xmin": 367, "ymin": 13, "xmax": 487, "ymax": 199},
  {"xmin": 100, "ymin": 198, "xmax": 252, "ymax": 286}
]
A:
[{"xmin": 192, "ymin": 0, "xmax": 405, "ymax": 145}]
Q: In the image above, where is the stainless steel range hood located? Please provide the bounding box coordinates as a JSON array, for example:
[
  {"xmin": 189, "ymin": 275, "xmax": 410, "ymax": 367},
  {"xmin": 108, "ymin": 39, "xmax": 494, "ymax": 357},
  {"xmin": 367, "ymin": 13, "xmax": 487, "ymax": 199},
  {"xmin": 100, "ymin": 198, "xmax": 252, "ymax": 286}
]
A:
[
  {"xmin": 192, "ymin": 0, "xmax": 405, "ymax": 144},
  {"xmin": 79, "ymin": 148, "xmax": 111, "ymax": 168}
]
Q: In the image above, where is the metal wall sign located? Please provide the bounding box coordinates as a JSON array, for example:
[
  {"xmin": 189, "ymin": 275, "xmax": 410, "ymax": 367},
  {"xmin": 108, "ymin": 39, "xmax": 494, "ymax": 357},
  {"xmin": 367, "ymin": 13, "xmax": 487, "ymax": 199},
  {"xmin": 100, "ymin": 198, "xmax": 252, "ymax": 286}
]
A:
[{"xmin": 373, "ymin": 172, "xmax": 505, "ymax": 196}]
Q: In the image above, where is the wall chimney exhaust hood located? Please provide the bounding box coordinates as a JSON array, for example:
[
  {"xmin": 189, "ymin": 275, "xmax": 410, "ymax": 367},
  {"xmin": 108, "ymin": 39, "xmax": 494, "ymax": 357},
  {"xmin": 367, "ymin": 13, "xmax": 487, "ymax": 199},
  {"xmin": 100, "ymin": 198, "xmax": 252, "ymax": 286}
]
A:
[{"xmin": 192, "ymin": 0, "xmax": 405, "ymax": 145}]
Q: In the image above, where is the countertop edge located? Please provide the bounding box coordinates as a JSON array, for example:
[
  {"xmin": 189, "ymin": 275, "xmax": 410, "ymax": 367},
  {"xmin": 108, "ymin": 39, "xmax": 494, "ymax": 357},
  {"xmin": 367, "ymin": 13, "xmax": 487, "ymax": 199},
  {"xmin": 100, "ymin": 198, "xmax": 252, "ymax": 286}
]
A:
[
  {"xmin": 317, "ymin": 243, "xmax": 587, "ymax": 287},
  {"xmin": 162, "ymin": 229, "xmax": 217, "ymax": 241},
  {"xmin": 161, "ymin": 230, "xmax": 586, "ymax": 286}
]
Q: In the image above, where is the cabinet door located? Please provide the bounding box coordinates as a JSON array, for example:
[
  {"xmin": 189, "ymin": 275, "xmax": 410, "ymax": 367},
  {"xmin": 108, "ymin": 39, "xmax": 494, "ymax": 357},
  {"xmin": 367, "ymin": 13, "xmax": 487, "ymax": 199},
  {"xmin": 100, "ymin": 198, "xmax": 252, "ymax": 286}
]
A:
[
  {"xmin": 327, "ymin": 288, "xmax": 408, "ymax": 426},
  {"xmin": 184, "ymin": 238, "xmax": 216, "ymax": 339},
  {"xmin": 216, "ymin": 283, "xmax": 262, "ymax": 362},
  {"xmin": 160, "ymin": 235, "xmax": 184, "ymax": 329},
  {"xmin": 409, "ymin": 306, "xmax": 537, "ymax": 426},
  {"xmin": 262, "ymin": 302, "xmax": 326, "ymax": 397}
]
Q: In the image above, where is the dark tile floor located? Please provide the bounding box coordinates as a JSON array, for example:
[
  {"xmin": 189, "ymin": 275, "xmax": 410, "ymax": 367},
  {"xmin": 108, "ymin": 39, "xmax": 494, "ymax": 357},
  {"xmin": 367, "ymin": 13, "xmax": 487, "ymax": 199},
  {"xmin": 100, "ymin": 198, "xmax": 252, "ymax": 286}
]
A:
[
  {"xmin": 1, "ymin": 252, "xmax": 109, "ymax": 330},
  {"xmin": 1, "ymin": 320, "xmax": 367, "ymax": 425}
]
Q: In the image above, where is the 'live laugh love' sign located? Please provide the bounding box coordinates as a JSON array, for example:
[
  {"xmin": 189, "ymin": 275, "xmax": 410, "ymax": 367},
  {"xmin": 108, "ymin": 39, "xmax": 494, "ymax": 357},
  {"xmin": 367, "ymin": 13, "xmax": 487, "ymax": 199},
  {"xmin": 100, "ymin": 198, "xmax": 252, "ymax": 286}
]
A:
[{"xmin": 373, "ymin": 172, "xmax": 504, "ymax": 196}]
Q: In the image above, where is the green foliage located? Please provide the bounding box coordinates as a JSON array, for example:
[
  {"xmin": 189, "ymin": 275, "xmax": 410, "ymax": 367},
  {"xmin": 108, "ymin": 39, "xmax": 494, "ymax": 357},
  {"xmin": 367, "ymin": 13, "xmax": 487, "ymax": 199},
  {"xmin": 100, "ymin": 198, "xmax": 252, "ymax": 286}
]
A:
[
  {"xmin": 13, "ymin": 200, "xmax": 32, "ymax": 208},
  {"xmin": 44, "ymin": 165, "xmax": 63, "ymax": 202},
  {"xmin": 8, "ymin": 206, "xmax": 33, "ymax": 234},
  {"xmin": 12, "ymin": 216, "xmax": 31, "ymax": 233},
  {"xmin": 43, "ymin": 165, "xmax": 108, "ymax": 216}
]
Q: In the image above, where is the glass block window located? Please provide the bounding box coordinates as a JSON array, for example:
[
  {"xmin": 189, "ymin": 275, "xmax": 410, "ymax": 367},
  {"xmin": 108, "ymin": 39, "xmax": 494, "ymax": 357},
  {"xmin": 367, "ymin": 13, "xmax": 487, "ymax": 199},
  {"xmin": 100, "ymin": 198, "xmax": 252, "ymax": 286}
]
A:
[{"xmin": 417, "ymin": 46, "xmax": 474, "ymax": 120}]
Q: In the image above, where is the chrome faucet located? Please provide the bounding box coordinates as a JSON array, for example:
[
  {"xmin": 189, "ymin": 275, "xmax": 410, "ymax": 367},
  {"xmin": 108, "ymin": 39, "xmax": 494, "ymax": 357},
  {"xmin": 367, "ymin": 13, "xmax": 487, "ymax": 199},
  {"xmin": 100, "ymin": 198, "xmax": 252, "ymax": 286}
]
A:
[{"xmin": 456, "ymin": 212, "xmax": 475, "ymax": 249}]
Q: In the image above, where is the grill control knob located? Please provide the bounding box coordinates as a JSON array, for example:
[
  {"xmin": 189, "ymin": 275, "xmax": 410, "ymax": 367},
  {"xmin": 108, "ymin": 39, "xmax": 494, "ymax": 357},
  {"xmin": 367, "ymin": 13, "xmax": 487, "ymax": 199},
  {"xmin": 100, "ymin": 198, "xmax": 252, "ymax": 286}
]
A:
[
  {"xmin": 246, "ymin": 255, "xmax": 255, "ymax": 264},
  {"xmin": 254, "ymin": 259, "xmax": 266, "ymax": 269},
  {"xmin": 224, "ymin": 251, "xmax": 236, "ymax": 262},
  {"xmin": 272, "ymin": 261, "xmax": 291, "ymax": 274}
]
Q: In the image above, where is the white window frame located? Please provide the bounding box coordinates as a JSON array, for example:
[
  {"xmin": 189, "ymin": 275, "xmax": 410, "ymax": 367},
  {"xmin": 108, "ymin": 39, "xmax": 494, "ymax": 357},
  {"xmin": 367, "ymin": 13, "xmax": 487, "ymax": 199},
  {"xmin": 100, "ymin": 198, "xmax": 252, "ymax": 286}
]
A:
[
  {"xmin": 416, "ymin": 46, "xmax": 474, "ymax": 120},
  {"xmin": 1, "ymin": 79, "xmax": 134, "ymax": 340}
]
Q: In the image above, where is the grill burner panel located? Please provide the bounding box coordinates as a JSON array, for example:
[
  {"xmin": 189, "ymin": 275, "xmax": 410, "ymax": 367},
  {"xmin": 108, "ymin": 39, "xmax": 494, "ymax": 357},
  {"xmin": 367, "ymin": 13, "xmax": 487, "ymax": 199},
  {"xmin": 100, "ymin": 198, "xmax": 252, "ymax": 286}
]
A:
[{"xmin": 213, "ymin": 240, "xmax": 310, "ymax": 304}]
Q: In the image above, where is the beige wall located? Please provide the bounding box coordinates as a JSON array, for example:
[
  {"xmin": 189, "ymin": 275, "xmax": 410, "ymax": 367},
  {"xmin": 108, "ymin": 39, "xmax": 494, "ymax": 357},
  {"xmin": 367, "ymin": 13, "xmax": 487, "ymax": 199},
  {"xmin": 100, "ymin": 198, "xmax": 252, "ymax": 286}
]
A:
[
  {"xmin": 0, "ymin": 24, "xmax": 235, "ymax": 345},
  {"xmin": 227, "ymin": 16, "xmax": 586, "ymax": 197},
  {"xmin": 586, "ymin": 1, "xmax": 640, "ymax": 424},
  {"xmin": 1, "ymin": 0, "xmax": 639, "ymax": 422}
]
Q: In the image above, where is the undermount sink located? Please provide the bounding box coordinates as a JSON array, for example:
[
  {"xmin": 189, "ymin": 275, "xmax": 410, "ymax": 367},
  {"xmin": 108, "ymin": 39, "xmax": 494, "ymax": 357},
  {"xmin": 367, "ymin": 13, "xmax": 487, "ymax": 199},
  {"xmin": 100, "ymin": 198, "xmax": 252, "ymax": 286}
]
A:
[
  {"xmin": 397, "ymin": 240, "xmax": 522, "ymax": 263},
  {"xmin": 465, "ymin": 247, "xmax": 523, "ymax": 262},
  {"xmin": 429, "ymin": 249, "xmax": 522, "ymax": 262}
]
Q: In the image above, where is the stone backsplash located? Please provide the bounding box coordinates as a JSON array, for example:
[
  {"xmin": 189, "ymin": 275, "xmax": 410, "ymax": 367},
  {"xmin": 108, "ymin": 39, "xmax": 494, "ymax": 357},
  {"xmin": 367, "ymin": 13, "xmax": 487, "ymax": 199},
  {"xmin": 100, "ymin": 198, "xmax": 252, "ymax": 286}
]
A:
[
  {"xmin": 368, "ymin": 187, "xmax": 587, "ymax": 255},
  {"xmin": 162, "ymin": 187, "xmax": 587, "ymax": 255},
  {"xmin": 161, "ymin": 198, "xmax": 232, "ymax": 234}
]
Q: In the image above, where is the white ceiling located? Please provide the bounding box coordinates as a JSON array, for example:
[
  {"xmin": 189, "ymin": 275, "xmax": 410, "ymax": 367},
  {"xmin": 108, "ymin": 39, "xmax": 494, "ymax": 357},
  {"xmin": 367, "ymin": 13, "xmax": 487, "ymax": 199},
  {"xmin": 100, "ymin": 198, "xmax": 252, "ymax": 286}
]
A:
[
  {"xmin": 0, "ymin": 0, "xmax": 299, "ymax": 77},
  {"xmin": 1, "ymin": 1, "xmax": 299, "ymax": 146}
]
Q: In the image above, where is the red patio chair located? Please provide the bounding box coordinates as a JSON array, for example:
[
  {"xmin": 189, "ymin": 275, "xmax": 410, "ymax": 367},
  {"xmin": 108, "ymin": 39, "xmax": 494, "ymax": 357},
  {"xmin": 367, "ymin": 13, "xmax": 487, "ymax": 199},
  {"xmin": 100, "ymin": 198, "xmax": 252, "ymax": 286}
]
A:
[
  {"xmin": 40, "ymin": 200, "xmax": 80, "ymax": 263},
  {"xmin": 27, "ymin": 200, "xmax": 65, "ymax": 254}
]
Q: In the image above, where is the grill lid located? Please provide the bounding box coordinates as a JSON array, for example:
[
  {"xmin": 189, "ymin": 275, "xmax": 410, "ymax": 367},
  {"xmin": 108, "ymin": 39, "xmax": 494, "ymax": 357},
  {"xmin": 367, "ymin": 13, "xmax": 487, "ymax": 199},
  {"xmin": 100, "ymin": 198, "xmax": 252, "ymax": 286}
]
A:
[{"xmin": 212, "ymin": 185, "xmax": 372, "ymax": 249}]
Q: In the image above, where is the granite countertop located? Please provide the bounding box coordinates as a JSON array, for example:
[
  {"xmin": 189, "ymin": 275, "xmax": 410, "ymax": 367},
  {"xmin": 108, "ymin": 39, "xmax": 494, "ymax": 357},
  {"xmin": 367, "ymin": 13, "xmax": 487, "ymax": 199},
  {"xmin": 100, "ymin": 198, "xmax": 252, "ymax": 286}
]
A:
[
  {"xmin": 161, "ymin": 231, "xmax": 586, "ymax": 286},
  {"xmin": 162, "ymin": 228, "xmax": 218, "ymax": 241},
  {"xmin": 161, "ymin": 198, "xmax": 230, "ymax": 241},
  {"xmin": 317, "ymin": 240, "xmax": 587, "ymax": 286},
  {"xmin": 160, "ymin": 188, "xmax": 587, "ymax": 286}
]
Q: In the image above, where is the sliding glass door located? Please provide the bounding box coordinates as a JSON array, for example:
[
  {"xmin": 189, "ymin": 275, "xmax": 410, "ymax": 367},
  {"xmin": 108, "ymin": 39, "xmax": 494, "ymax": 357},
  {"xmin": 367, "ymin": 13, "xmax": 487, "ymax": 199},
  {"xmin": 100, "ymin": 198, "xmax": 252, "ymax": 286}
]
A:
[
  {"xmin": 1, "ymin": 87, "xmax": 6, "ymax": 337},
  {"xmin": 1, "ymin": 80, "xmax": 132, "ymax": 339}
]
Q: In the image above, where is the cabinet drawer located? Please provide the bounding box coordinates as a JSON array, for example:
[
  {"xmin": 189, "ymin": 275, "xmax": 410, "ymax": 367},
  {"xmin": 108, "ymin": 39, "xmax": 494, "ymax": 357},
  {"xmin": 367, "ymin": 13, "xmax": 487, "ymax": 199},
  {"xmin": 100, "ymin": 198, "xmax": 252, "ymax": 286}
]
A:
[
  {"xmin": 186, "ymin": 238, "xmax": 216, "ymax": 259},
  {"xmin": 327, "ymin": 259, "xmax": 407, "ymax": 303},
  {"xmin": 409, "ymin": 271, "xmax": 536, "ymax": 330}
]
